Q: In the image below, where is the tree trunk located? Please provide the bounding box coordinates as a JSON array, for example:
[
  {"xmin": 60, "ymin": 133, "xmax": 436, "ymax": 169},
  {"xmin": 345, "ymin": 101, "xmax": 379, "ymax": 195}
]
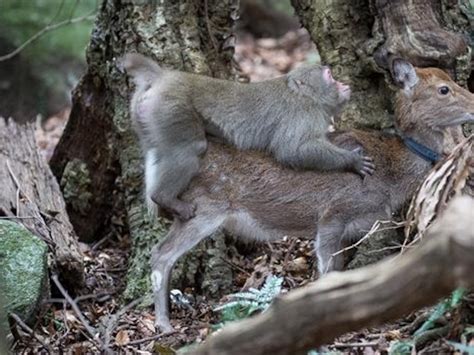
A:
[
  {"xmin": 0, "ymin": 118, "xmax": 84, "ymax": 287},
  {"xmin": 50, "ymin": 0, "xmax": 239, "ymax": 299},
  {"xmin": 292, "ymin": 0, "xmax": 472, "ymax": 129}
]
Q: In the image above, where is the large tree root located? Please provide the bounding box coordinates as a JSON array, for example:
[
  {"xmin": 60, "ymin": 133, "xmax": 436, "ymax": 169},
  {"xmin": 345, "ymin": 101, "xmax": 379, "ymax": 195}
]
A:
[{"xmin": 193, "ymin": 196, "xmax": 474, "ymax": 355}]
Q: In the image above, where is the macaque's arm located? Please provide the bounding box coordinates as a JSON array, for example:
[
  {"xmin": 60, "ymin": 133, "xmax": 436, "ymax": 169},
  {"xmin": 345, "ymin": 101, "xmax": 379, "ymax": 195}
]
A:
[{"xmin": 275, "ymin": 139, "xmax": 375, "ymax": 177}]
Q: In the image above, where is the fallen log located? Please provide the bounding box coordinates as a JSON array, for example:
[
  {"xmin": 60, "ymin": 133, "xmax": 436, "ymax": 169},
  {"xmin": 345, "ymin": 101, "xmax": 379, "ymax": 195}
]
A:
[
  {"xmin": 193, "ymin": 196, "xmax": 474, "ymax": 355},
  {"xmin": 0, "ymin": 118, "xmax": 84, "ymax": 286}
]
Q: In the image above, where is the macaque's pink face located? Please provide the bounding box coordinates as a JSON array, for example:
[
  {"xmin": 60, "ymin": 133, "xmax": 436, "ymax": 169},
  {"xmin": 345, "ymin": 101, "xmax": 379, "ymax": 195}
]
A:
[{"xmin": 323, "ymin": 67, "xmax": 351, "ymax": 102}]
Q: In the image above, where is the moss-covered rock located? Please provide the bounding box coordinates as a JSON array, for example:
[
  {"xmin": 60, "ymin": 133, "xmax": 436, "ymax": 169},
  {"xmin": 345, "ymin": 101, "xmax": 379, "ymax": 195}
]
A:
[
  {"xmin": 0, "ymin": 220, "xmax": 49, "ymax": 326},
  {"xmin": 347, "ymin": 227, "xmax": 404, "ymax": 270}
]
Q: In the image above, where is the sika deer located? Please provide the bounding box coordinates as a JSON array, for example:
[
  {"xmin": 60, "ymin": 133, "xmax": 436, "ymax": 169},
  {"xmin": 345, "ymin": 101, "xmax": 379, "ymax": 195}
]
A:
[{"xmin": 149, "ymin": 59, "xmax": 474, "ymax": 332}]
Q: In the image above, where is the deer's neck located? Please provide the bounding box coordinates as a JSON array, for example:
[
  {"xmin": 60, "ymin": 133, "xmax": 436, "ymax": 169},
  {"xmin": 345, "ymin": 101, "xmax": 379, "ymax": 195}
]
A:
[{"xmin": 396, "ymin": 122, "xmax": 444, "ymax": 164}]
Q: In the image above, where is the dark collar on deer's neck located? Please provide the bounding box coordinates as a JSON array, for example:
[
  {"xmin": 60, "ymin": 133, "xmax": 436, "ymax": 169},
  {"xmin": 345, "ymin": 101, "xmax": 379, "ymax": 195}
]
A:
[{"xmin": 395, "ymin": 129, "xmax": 441, "ymax": 164}]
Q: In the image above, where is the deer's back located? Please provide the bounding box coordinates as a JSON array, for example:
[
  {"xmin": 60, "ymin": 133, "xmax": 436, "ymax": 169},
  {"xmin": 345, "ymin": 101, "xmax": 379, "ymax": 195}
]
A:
[{"xmin": 183, "ymin": 130, "xmax": 426, "ymax": 238}]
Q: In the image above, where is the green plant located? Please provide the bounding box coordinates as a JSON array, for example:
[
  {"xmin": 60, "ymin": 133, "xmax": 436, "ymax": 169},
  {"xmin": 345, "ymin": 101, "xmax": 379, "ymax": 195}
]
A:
[
  {"xmin": 448, "ymin": 341, "xmax": 474, "ymax": 355},
  {"xmin": 389, "ymin": 288, "xmax": 466, "ymax": 354},
  {"xmin": 214, "ymin": 275, "xmax": 283, "ymax": 328}
]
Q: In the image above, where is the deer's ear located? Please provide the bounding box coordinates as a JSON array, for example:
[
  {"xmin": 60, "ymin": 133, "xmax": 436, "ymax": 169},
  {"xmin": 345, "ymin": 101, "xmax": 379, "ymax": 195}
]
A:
[{"xmin": 391, "ymin": 58, "xmax": 418, "ymax": 95}]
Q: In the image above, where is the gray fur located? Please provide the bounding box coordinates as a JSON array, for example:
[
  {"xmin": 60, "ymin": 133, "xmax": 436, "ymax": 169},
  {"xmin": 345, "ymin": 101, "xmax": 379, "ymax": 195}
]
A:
[{"xmin": 123, "ymin": 53, "xmax": 374, "ymax": 220}]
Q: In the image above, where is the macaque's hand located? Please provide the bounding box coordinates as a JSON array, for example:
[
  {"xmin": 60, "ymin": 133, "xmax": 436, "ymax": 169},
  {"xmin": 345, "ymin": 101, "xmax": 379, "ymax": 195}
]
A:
[{"xmin": 350, "ymin": 147, "xmax": 375, "ymax": 178}]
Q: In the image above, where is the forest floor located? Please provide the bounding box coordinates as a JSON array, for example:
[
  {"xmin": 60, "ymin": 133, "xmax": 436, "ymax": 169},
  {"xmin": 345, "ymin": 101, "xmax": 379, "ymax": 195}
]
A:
[{"xmin": 14, "ymin": 29, "xmax": 470, "ymax": 355}]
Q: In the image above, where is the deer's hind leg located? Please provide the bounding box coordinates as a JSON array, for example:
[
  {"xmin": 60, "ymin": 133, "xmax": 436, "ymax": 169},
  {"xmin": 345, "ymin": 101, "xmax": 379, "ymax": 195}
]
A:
[{"xmin": 150, "ymin": 213, "xmax": 226, "ymax": 332}]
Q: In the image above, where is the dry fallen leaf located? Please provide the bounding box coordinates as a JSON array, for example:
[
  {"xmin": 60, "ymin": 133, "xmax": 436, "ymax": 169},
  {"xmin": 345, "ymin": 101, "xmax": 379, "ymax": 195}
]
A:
[
  {"xmin": 141, "ymin": 316, "xmax": 156, "ymax": 333},
  {"xmin": 115, "ymin": 329, "xmax": 130, "ymax": 346}
]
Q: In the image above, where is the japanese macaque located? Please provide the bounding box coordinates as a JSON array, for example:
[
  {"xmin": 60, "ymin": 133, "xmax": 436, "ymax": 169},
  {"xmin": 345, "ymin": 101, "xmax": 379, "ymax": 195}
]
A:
[
  {"xmin": 122, "ymin": 53, "xmax": 374, "ymax": 220},
  {"xmin": 146, "ymin": 59, "xmax": 474, "ymax": 332}
]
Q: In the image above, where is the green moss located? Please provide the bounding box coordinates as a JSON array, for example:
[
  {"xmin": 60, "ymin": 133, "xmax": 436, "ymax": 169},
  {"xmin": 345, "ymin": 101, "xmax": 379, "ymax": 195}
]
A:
[
  {"xmin": 122, "ymin": 214, "xmax": 170, "ymax": 301},
  {"xmin": 0, "ymin": 220, "xmax": 48, "ymax": 326},
  {"xmin": 61, "ymin": 159, "xmax": 93, "ymax": 216}
]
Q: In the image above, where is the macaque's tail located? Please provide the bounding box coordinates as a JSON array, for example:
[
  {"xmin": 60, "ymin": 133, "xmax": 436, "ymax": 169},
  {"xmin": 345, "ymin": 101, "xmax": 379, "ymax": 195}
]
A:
[{"xmin": 121, "ymin": 53, "xmax": 162, "ymax": 88}]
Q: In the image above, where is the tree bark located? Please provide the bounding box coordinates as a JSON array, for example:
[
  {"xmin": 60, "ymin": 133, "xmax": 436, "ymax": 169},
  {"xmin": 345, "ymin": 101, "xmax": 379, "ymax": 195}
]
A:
[
  {"xmin": 193, "ymin": 196, "xmax": 474, "ymax": 355},
  {"xmin": 0, "ymin": 118, "xmax": 84, "ymax": 287},
  {"xmin": 50, "ymin": 0, "xmax": 238, "ymax": 298},
  {"xmin": 292, "ymin": 0, "xmax": 472, "ymax": 129},
  {"xmin": 292, "ymin": 0, "xmax": 472, "ymax": 268}
]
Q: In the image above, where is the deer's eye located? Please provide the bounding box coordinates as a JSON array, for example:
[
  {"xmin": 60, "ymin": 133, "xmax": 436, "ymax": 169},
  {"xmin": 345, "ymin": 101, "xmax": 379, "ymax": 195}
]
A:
[{"xmin": 438, "ymin": 86, "xmax": 450, "ymax": 95}]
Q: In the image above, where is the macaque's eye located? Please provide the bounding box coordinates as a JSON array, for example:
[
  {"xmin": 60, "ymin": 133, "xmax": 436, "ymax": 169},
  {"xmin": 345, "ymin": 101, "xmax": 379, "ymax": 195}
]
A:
[{"xmin": 438, "ymin": 86, "xmax": 450, "ymax": 95}]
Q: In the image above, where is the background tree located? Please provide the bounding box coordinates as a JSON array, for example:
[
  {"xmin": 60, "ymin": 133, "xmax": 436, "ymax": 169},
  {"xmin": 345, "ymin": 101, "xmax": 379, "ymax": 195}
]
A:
[
  {"xmin": 50, "ymin": 0, "xmax": 239, "ymax": 300},
  {"xmin": 292, "ymin": 0, "xmax": 472, "ymax": 129}
]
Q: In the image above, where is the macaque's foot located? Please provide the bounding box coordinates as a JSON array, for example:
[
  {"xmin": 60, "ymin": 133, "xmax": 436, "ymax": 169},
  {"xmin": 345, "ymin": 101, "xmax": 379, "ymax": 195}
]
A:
[
  {"xmin": 351, "ymin": 147, "xmax": 375, "ymax": 178},
  {"xmin": 172, "ymin": 200, "xmax": 196, "ymax": 221},
  {"xmin": 152, "ymin": 195, "xmax": 196, "ymax": 221},
  {"xmin": 155, "ymin": 318, "xmax": 174, "ymax": 334}
]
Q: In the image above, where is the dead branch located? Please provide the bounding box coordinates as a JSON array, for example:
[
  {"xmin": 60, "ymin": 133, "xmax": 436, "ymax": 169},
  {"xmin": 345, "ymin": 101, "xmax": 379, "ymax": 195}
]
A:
[
  {"xmin": 103, "ymin": 297, "xmax": 144, "ymax": 348},
  {"xmin": 8, "ymin": 313, "xmax": 49, "ymax": 352},
  {"xmin": 193, "ymin": 196, "xmax": 474, "ymax": 355},
  {"xmin": 51, "ymin": 275, "xmax": 97, "ymax": 341},
  {"xmin": 0, "ymin": 118, "xmax": 84, "ymax": 285}
]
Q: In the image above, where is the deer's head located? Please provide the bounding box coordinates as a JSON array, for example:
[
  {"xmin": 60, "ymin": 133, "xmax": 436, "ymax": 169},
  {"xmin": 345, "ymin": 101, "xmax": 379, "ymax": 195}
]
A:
[{"xmin": 392, "ymin": 59, "xmax": 474, "ymax": 151}]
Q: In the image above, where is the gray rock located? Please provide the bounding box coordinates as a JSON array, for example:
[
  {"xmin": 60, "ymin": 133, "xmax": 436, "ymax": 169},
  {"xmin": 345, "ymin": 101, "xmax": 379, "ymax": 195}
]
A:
[
  {"xmin": 0, "ymin": 220, "xmax": 49, "ymax": 327},
  {"xmin": 347, "ymin": 228, "xmax": 404, "ymax": 270}
]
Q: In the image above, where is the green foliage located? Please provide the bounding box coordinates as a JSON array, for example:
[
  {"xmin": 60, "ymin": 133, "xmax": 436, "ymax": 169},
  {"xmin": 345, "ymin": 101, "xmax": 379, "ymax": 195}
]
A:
[
  {"xmin": 0, "ymin": 0, "xmax": 97, "ymax": 61},
  {"xmin": 389, "ymin": 341, "xmax": 413, "ymax": 355},
  {"xmin": 214, "ymin": 275, "xmax": 283, "ymax": 328},
  {"xmin": 389, "ymin": 288, "xmax": 466, "ymax": 354},
  {"xmin": 414, "ymin": 288, "xmax": 465, "ymax": 336},
  {"xmin": 61, "ymin": 159, "xmax": 93, "ymax": 215},
  {"xmin": 448, "ymin": 341, "xmax": 474, "ymax": 354}
]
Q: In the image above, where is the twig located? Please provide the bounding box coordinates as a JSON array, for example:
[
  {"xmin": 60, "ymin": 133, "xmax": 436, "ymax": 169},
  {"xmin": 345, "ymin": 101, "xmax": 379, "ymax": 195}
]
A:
[
  {"xmin": 219, "ymin": 256, "xmax": 251, "ymax": 276},
  {"xmin": 332, "ymin": 220, "xmax": 394, "ymax": 257},
  {"xmin": 9, "ymin": 313, "xmax": 49, "ymax": 351},
  {"xmin": 367, "ymin": 244, "xmax": 409, "ymax": 254},
  {"xmin": 51, "ymin": 274, "xmax": 110, "ymax": 353},
  {"xmin": 0, "ymin": 216, "xmax": 37, "ymax": 219},
  {"xmin": 0, "ymin": 11, "xmax": 96, "ymax": 62},
  {"xmin": 75, "ymin": 291, "xmax": 115, "ymax": 303},
  {"xmin": 127, "ymin": 332, "xmax": 176, "ymax": 346},
  {"xmin": 332, "ymin": 342, "xmax": 378, "ymax": 348},
  {"xmin": 91, "ymin": 233, "xmax": 113, "ymax": 251},
  {"xmin": 103, "ymin": 297, "xmax": 144, "ymax": 348},
  {"xmin": 46, "ymin": 291, "xmax": 114, "ymax": 304},
  {"xmin": 47, "ymin": 0, "xmax": 66, "ymax": 27},
  {"xmin": 282, "ymin": 238, "xmax": 297, "ymax": 267},
  {"xmin": 6, "ymin": 159, "xmax": 25, "ymax": 215}
]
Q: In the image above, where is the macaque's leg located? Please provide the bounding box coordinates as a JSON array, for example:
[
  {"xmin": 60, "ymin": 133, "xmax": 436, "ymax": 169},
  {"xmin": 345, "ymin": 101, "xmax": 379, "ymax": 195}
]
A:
[
  {"xmin": 150, "ymin": 214, "xmax": 226, "ymax": 332},
  {"xmin": 145, "ymin": 143, "xmax": 205, "ymax": 220},
  {"xmin": 339, "ymin": 212, "xmax": 388, "ymax": 243}
]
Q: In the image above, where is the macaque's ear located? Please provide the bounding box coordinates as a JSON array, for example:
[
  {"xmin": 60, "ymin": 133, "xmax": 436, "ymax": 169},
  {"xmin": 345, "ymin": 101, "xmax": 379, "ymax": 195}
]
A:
[
  {"xmin": 390, "ymin": 58, "xmax": 418, "ymax": 95},
  {"xmin": 287, "ymin": 77, "xmax": 303, "ymax": 93}
]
